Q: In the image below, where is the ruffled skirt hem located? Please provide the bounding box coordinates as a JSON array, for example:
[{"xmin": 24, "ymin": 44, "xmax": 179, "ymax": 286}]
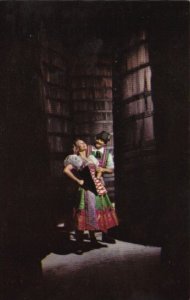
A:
[{"xmin": 75, "ymin": 208, "xmax": 119, "ymax": 232}]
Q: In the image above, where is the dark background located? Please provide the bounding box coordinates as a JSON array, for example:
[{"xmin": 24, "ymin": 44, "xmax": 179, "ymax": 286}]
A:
[{"xmin": 0, "ymin": 2, "xmax": 189, "ymax": 299}]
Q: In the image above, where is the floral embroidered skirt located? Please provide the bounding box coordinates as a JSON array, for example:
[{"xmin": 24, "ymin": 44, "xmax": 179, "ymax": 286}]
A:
[{"xmin": 74, "ymin": 187, "xmax": 118, "ymax": 232}]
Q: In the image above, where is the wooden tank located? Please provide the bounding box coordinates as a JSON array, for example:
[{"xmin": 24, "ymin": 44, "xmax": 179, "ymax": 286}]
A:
[
  {"xmin": 113, "ymin": 31, "xmax": 158, "ymax": 241},
  {"xmin": 39, "ymin": 34, "xmax": 73, "ymax": 177}
]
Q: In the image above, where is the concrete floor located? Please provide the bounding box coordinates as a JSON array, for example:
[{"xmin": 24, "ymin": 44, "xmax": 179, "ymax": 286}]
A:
[{"xmin": 42, "ymin": 233, "xmax": 165, "ymax": 300}]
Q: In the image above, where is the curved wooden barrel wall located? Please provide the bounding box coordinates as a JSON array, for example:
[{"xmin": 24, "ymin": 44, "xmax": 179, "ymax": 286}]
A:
[
  {"xmin": 113, "ymin": 31, "xmax": 158, "ymax": 241},
  {"xmin": 39, "ymin": 35, "xmax": 72, "ymax": 178},
  {"xmin": 71, "ymin": 50, "xmax": 115, "ymax": 199},
  {"xmin": 120, "ymin": 31, "xmax": 154, "ymax": 151}
]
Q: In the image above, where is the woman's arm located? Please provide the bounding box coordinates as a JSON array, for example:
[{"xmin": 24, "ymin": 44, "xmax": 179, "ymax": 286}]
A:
[
  {"xmin": 63, "ymin": 164, "xmax": 84, "ymax": 186},
  {"xmin": 96, "ymin": 166, "xmax": 113, "ymax": 175}
]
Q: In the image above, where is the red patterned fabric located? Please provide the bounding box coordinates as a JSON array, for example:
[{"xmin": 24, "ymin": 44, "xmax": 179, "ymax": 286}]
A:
[{"xmin": 75, "ymin": 208, "xmax": 119, "ymax": 232}]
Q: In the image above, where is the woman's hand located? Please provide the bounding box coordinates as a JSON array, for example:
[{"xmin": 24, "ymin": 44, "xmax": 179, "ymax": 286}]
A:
[
  {"xmin": 78, "ymin": 179, "xmax": 84, "ymax": 186},
  {"xmin": 96, "ymin": 167, "xmax": 104, "ymax": 174},
  {"xmin": 96, "ymin": 166, "xmax": 114, "ymax": 175},
  {"xmin": 96, "ymin": 171, "xmax": 102, "ymax": 179}
]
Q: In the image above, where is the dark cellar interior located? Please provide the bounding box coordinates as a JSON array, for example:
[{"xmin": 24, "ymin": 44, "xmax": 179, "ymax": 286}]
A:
[{"xmin": 0, "ymin": 2, "xmax": 189, "ymax": 300}]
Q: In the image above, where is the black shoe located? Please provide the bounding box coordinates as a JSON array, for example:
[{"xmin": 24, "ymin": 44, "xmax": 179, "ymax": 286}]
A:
[
  {"xmin": 90, "ymin": 237, "xmax": 98, "ymax": 244},
  {"xmin": 90, "ymin": 237, "xmax": 102, "ymax": 248},
  {"xmin": 102, "ymin": 234, "xmax": 116, "ymax": 244},
  {"xmin": 75, "ymin": 248, "xmax": 83, "ymax": 255},
  {"xmin": 75, "ymin": 241, "xmax": 84, "ymax": 255}
]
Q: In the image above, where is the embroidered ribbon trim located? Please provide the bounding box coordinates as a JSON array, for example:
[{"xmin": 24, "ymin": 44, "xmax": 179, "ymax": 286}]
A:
[{"xmin": 88, "ymin": 164, "xmax": 107, "ymax": 195}]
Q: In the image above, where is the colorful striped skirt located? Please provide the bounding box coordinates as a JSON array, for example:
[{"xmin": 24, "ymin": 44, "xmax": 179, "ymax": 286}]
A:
[{"xmin": 74, "ymin": 187, "xmax": 118, "ymax": 232}]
